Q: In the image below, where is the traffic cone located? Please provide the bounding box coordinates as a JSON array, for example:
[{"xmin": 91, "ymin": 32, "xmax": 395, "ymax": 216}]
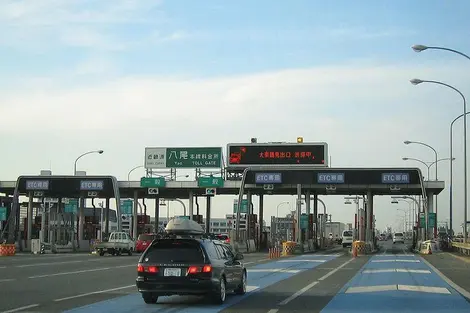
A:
[
  {"xmin": 352, "ymin": 245, "xmax": 357, "ymax": 258},
  {"xmin": 427, "ymin": 244, "xmax": 432, "ymax": 255}
]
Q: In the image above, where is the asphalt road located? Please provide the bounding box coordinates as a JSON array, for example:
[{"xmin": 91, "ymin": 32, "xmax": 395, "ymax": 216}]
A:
[
  {"xmin": 3, "ymin": 242, "xmax": 470, "ymax": 313},
  {"xmin": 0, "ymin": 252, "xmax": 272, "ymax": 313}
]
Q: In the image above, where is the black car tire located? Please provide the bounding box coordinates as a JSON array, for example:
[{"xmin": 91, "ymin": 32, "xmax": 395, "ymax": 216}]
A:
[
  {"xmin": 212, "ymin": 277, "xmax": 227, "ymax": 304},
  {"xmin": 234, "ymin": 271, "xmax": 247, "ymax": 295},
  {"xmin": 142, "ymin": 292, "xmax": 158, "ymax": 304}
]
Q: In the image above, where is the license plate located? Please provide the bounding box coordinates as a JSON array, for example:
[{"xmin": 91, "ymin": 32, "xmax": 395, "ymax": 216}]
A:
[{"xmin": 164, "ymin": 268, "xmax": 181, "ymax": 277}]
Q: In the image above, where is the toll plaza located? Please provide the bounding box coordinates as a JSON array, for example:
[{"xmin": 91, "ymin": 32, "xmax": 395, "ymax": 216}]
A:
[
  {"xmin": 226, "ymin": 141, "xmax": 444, "ymax": 254},
  {"xmin": 0, "ymin": 141, "xmax": 444, "ymax": 254}
]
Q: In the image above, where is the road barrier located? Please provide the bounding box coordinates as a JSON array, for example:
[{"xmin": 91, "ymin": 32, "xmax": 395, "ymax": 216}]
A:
[
  {"xmin": 452, "ymin": 242, "xmax": 470, "ymax": 256},
  {"xmin": 269, "ymin": 247, "xmax": 281, "ymax": 259},
  {"xmin": 282, "ymin": 241, "xmax": 296, "ymax": 256},
  {"xmin": 0, "ymin": 244, "xmax": 16, "ymax": 256},
  {"xmin": 352, "ymin": 241, "xmax": 366, "ymax": 255}
]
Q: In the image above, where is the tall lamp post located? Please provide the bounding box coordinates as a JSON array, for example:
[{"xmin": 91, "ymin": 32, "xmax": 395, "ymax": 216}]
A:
[
  {"xmin": 402, "ymin": 157, "xmax": 431, "ymax": 180},
  {"xmin": 410, "ymin": 78, "xmax": 467, "ymax": 242},
  {"xmin": 403, "ymin": 141, "xmax": 438, "ymax": 180},
  {"xmin": 404, "ymin": 140, "xmax": 438, "ymax": 237},
  {"xmin": 74, "ymin": 150, "xmax": 104, "ymax": 175},
  {"xmin": 411, "ymin": 44, "xmax": 470, "ymax": 241},
  {"xmin": 450, "ymin": 112, "xmax": 469, "ymax": 235}
]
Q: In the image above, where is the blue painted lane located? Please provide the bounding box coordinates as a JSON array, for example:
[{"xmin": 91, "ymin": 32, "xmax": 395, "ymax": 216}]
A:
[
  {"xmin": 65, "ymin": 253, "xmax": 340, "ymax": 313},
  {"xmin": 320, "ymin": 255, "xmax": 470, "ymax": 313}
]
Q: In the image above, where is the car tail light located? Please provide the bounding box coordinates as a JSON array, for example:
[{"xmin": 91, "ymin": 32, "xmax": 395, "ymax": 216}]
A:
[
  {"xmin": 225, "ymin": 238, "xmax": 230, "ymax": 243},
  {"xmin": 138, "ymin": 264, "xmax": 159, "ymax": 273},
  {"xmin": 187, "ymin": 265, "xmax": 212, "ymax": 274},
  {"xmin": 202, "ymin": 265, "xmax": 212, "ymax": 273}
]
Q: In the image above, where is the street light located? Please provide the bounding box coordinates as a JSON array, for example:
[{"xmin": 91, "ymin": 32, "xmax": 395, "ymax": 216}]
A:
[
  {"xmin": 403, "ymin": 140, "xmax": 438, "ymax": 181},
  {"xmin": 276, "ymin": 201, "xmax": 290, "ymax": 218},
  {"xmin": 450, "ymin": 112, "xmax": 470, "ymax": 236},
  {"xmin": 402, "ymin": 157, "xmax": 455, "ymax": 181},
  {"xmin": 74, "ymin": 150, "xmax": 104, "ymax": 175},
  {"xmin": 127, "ymin": 165, "xmax": 144, "ymax": 182},
  {"xmin": 411, "ymin": 45, "xmax": 470, "ymax": 61},
  {"xmin": 402, "ymin": 157, "xmax": 431, "ymax": 180},
  {"xmin": 392, "ymin": 198, "xmax": 414, "ymax": 234},
  {"xmin": 410, "ymin": 78, "xmax": 468, "ymax": 243}
]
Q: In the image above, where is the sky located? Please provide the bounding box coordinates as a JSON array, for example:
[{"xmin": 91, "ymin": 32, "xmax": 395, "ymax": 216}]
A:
[{"xmin": 1, "ymin": 0, "xmax": 470, "ymax": 232}]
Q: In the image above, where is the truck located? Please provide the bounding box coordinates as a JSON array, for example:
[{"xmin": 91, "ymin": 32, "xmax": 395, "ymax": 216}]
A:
[
  {"xmin": 325, "ymin": 222, "xmax": 346, "ymax": 244},
  {"xmin": 94, "ymin": 231, "xmax": 135, "ymax": 256}
]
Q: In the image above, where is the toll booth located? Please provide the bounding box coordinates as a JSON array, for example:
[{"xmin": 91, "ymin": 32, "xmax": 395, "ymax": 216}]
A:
[{"xmin": 4, "ymin": 175, "xmax": 122, "ymax": 251}]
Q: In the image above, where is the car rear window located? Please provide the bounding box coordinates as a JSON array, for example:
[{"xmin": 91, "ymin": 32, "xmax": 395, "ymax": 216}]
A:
[
  {"xmin": 343, "ymin": 231, "xmax": 353, "ymax": 237},
  {"xmin": 138, "ymin": 234, "xmax": 156, "ymax": 241},
  {"xmin": 394, "ymin": 233, "xmax": 403, "ymax": 237},
  {"xmin": 144, "ymin": 240, "xmax": 204, "ymax": 263}
]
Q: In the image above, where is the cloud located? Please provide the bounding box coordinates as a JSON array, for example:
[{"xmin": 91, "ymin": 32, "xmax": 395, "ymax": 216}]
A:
[{"xmin": 0, "ymin": 0, "xmax": 183, "ymax": 51}]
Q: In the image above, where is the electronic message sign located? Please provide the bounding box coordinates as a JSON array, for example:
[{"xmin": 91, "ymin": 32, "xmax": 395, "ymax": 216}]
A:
[{"xmin": 227, "ymin": 143, "xmax": 328, "ymax": 168}]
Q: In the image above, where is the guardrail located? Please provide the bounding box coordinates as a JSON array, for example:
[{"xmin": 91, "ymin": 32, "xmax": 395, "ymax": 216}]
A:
[{"xmin": 452, "ymin": 242, "xmax": 470, "ymax": 255}]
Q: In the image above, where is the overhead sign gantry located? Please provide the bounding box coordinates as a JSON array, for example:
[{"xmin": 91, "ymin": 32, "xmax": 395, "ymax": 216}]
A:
[{"xmin": 226, "ymin": 142, "xmax": 328, "ymax": 169}]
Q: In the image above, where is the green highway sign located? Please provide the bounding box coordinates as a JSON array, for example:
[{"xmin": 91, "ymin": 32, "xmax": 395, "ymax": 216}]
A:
[
  {"xmin": 0, "ymin": 207, "xmax": 7, "ymax": 221},
  {"xmin": 233, "ymin": 199, "xmax": 249, "ymax": 214},
  {"xmin": 145, "ymin": 147, "xmax": 223, "ymax": 169},
  {"xmin": 64, "ymin": 199, "xmax": 78, "ymax": 214},
  {"xmin": 419, "ymin": 212, "xmax": 436, "ymax": 228},
  {"xmin": 140, "ymin": 177, "xmax": 166, "ymax": 188},
  {"xmin": 121, "ymin": 199, "xmax": 134, "ymax": 215},
  {"xmin": 198, "ymin": 176, "xmax": 224, "ymax": 188},
  {"xmin": 175, "ymin": 216, "xmax": 190, "ymax": 220},
  {"xmin": 300, "ymin": 214, "xmax": 309, "ymax": 229}
]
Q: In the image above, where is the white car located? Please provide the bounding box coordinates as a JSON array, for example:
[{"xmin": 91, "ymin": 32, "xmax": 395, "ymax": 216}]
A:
[
  {"xmin": 393, "ymin": 232, "xmax": 404, "ymax": 244},
  {"xmin": 342, "ymin": 230, "xmax": 354, "ymax": 248}
]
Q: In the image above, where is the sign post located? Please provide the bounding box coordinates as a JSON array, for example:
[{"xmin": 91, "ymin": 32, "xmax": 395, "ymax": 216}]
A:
[
  {"xmin": 64, "ymin": 199, "xmax": 78, "ymax": 214},
  {"xmin": 140, "ymin": 177, "xmax": 166, "ymax": 188},
  {"xmin": 120, "ymin": 200, "xmax": 134, "ymax": 215},
  {"xmin": 145, "ymin": 147, "xmax": 223, "ymax": 169},
  {"xmin": 0, "ymin": 207, "xmax": 7, "ymax": 221},
  {"xmin": 233, "ymin": 199, "xmax": 249, "ymax": 214},
  {"xmin": 226, "ymin": 143, "xmax": 328, "ymax": 168}
]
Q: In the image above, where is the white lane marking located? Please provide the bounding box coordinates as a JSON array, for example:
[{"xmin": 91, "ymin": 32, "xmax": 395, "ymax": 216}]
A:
[
  {"xmin": 279, "ymin": 281, "xmax": 319, "ymax": 305},
  {"xmin": 114, "ymin": 264, "xmax": 136, "ymax": 269},
  {"xmin": 346, "ymin": 284, "xmax": 451, "ymax": 294},
  {"xmin": 346, "ymin": 285, "xmax": 397, "ymax": 293},
  {"xmin": 249, "ymin": 269, "xmax": 301, "ymax": 274},
  {"xmin": 0, "ymin": 279, "xmax": 16, "ymax": 283},
  {"xmin": 421, "ymin": 257, "xmax": 470, "ymax": 300},
  {"xmin": 53, "ymin": 285, "xmax": 136, "ymax": 302},
  {"xmin": 246, "ymin": 285, "xmax": 259, "ymax": 292},
  {"xmin": 363, "ymin": 269, "xmax": 396, "ymax": 274},
  {"xmin": 376, "ymin": 254, "xmax": 415, "ymax": 257},
  {"xmin": 267, "ymin": 309, "xmax": 279, "ymax": 313},
  {"xmin": 398, "ymin": 285, "xmax": 450, "ymax": 294},
  {"xmin": 29, "ymin": 267, "xmax": 110, "ymax": 279},
  {"xmin": 278, "ymin": 257, "xmax": 355, "ymax": 306},
  {"xmin": 1, "ymin": 304, "xmax": 40, "ymax": 313},
  {"xmin": 318, "ymin": 258, "xmax": 355, "ymax": 281},
  {"xmin": 15, "ymin": 260, "xmax": 85, "ymax": 268},
  {"xmin": 276, "ymin": 259, "xmax": 326, "ymax": 263},
  {"xmin": 371, "ymin": 259, "xmax": 421, "ymax": 263},
  {"xmin": 0, "ymin": 266, "xmax": 6, "ymax": 269},
  {"xmin": 363, "ymin": 269, "xmax": 431, "ymax": 274},
  {"xmin": 396, "ymin": 269, "xmax": 431, "ymax": 274}
]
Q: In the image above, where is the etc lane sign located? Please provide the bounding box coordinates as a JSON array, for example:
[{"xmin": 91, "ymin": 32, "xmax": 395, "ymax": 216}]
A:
[
  {"xmin": 317, "ymin": 173, "xmax": 345, "ymax": 184},
  {"xmin": 145, "ymin": 147, "xmax": 223, "ymax": 169},
  {"xmin": 381, "ymin": 173, "xmax": 410, "ymax": 184},
  {"xmin": 255, "ymin": 173, "xmax": 282, "ymax": 184}
]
